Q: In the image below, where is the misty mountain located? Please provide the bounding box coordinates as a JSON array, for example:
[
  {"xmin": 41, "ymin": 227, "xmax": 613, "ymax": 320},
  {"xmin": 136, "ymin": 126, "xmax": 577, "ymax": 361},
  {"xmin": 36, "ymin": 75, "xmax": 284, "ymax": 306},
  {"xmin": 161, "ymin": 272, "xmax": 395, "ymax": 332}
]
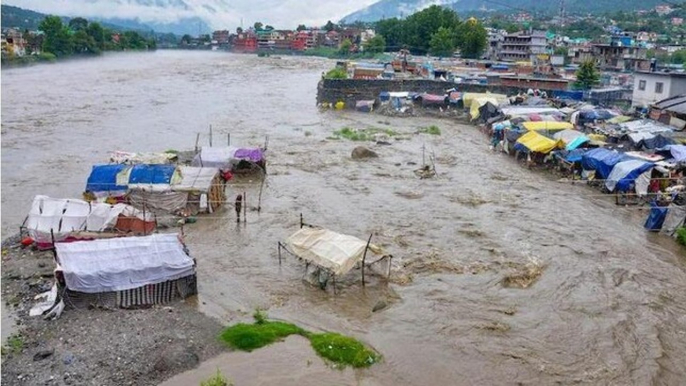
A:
[{"xmin": 340, "ymin": 0, "xmax": 670, "ymax": 23}]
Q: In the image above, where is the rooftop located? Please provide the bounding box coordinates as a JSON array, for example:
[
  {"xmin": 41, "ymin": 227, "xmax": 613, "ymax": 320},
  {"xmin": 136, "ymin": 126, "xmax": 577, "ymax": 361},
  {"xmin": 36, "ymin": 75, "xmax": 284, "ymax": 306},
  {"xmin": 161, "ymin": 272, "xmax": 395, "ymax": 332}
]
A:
[
  {"xmin": 635, "ymin": 71, "xmax": 686, "ymax": 78},
  {"xmin": 652, "ymin": 94, "xmax": 686, "ymax": 114}
]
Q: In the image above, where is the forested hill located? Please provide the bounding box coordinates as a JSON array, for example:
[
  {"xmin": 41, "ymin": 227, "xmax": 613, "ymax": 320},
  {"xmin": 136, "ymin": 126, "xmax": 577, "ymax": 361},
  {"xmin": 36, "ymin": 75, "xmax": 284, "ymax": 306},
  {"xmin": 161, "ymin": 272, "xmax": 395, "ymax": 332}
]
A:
[{"xmin": 341, "ymin": 0, "xmax": 670, "ymax": 23}]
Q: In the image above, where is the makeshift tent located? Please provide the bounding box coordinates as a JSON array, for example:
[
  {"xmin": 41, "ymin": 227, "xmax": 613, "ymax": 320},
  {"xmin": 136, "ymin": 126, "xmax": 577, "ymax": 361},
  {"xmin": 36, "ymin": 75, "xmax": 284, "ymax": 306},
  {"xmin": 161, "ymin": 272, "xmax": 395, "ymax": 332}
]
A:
[
  {"xmin": 605, "ymin": 160, "xmax": 654, "ymax": 192},
  {"xmin": 620, "ymin": 120, "xmax": 674, "ymax": 134},
  {"xmin": 553, "ymin": 148, "xmax": 587, "ymax": 163},
  {"xmin": 54, "ymin": 234, "xmax": 197, "ymax": 308},
  {"xmin": 522, "ymin": 121, "xmax": 573, "ymax": 132},
  {"xmin": 23, "ymin": 195, "xmax": 155, "ymax": 248},
  {"xmin": 192, "ymin": 146, "xmax": 266, "ymax": 170},
  {"xmin": 470, "ymin": 97, "xmax": 501, "ymax": 120},
  {"xmin": 448, "ymin": 91, "xmax": 462, "ymax": 104},
  {"xmin": 462, "ymin": 92, "xmax": 508, "ymax": 108},
  {"xmin": 581, "ymin": 148, "xmax": 628, "ymax": 180},
  {"xmin": 285, "ymin": 227, "xmax": 384, "ymax": 276},
  {"xmin": 553, "ymin": 129, "xmax": 589, "ymax": 150},
  {"xmin": 638, "ymin": 134, "xmax": 677, "ymax": 150},
  {"xmin": 608, "ymin": 115, "xmax": 632, "ymax": 124},
  {"xmin": 127, "ymin": 164, "xmax": 178, "ymax": 191},
  {"xmin": 665, "ymin": 145, "xmax": 686, "ymax": 162},
  {"xmin": 478, "ymin": 102, "xmax": 501, "ymax": 122},
  {"xmin": 172, "ymin": 166, "xmax": 226, "ymax": 214},
  {"xmin": 86, "ymin": 164, "xmax": 129, "ymax": 197},
  {"xmin": 514, "ymin": 131, "xmax": 561, "ymax": 154},
  {"xmin": 355, "ymin": 100, "xmax": 375, "ymax": 112},
  {"xmin": 500, "ymin": 107, "xmax": 561, "ymax": 116},
  {"xmin": 417, "ymin": 93, "xmax": 447, "ymax": 107}
]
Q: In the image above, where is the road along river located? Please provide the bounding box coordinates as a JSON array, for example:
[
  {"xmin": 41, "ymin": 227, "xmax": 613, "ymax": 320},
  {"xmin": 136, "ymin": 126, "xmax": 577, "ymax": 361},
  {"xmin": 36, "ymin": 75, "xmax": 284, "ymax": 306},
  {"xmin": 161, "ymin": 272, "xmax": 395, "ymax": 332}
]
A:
[{"xmin": 2, "ymin": 50, "xmax": 686, "ymax": 385}]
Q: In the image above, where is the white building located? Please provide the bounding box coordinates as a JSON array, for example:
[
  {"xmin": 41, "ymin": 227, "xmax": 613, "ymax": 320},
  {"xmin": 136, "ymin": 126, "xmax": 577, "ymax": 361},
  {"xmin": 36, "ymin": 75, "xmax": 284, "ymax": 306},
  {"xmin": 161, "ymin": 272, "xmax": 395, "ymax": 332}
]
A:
[{"xmin": 632, "ymin": 71, "xmax": 686, "ymax": 107}]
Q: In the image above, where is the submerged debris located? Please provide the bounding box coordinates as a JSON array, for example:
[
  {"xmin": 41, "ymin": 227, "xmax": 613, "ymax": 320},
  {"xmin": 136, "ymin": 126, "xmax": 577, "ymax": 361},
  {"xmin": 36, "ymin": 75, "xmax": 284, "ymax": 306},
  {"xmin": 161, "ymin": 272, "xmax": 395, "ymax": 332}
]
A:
[{"xmin": 502, "ymin": 261, "xmax": 545, "ymax": 289}]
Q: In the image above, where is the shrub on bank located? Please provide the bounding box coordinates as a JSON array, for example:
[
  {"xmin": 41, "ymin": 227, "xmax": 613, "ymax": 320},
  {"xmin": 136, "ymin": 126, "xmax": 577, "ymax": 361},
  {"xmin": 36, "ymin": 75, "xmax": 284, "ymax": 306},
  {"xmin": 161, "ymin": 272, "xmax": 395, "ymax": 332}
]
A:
[
  {"xmin": 200, "ymin": 369, "xmax": 232, "ymax": 386},
  {"xmin": 677, "ymin": 227, "xmax": 686, "ymax": 246},
  {"xmin": 324, "ymin": 67, "xmax": 348, "ymax": 79},
  {"xmin": 37, "ymin": 53, "xmax": 57, "ymax": 62}
]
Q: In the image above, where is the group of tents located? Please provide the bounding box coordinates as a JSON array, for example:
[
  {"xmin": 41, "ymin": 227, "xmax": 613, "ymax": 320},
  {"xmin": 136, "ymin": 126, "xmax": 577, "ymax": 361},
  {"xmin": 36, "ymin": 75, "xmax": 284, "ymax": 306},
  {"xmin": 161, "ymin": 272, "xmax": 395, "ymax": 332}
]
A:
[
  {"xmin": 24, "ymin": 144, "xmax": 267, "ymax": 318},
  {"xmin": 466, "ymin": 94, "xmax": 686, "ymax": 239}
]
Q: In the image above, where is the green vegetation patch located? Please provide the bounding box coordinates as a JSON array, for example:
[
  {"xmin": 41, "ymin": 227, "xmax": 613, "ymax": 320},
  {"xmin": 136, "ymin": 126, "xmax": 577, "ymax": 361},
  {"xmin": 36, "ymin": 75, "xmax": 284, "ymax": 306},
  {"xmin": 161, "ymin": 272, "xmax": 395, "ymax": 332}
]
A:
[
  {"xmin": 1, "ymin": 334, "xmax": 24, "ymax": 356},
  {"xmin": 309, "ymin": 332, "xmax": 380, "ymax": 368},
  {"xmin": 219, "ymin": 311, "xmax": 380, "ymax": 368},
  {"xmin": 200, "ymin": 369, "xmax": 232, "ymax": 386},
  {"xmin": 324, "ymin": 67, "xmax": 348, "ymax": 79},
  {"xmin": 333, "ymin": 126, "xmax": 399, "ymax": 141},
  {"xmin": 677, "ymin": 227, "xmax": 686, "ymax": 246},
  {"xmin": 418, "ymin": 125, "xmax": 441, "ymax": 135}
]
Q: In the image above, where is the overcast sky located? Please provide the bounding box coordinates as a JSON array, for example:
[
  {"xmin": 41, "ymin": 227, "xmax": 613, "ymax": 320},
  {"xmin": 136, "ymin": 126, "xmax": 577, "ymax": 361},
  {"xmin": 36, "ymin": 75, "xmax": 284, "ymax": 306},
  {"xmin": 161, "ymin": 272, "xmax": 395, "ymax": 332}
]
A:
[{"xmin": 5, "ymin": 0, "xmax": 380, "ymax": 29}]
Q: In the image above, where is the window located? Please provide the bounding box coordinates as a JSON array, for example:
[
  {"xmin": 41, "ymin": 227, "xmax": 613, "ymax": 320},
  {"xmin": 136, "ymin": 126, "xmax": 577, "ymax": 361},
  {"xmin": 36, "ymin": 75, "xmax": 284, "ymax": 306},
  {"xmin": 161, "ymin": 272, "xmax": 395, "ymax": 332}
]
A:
[
  {"xmin": 639, "ymin": 80, "xmax": 646, "ymax": 91},
  {"xmin": 655, "ymin": 82, "xmax": 664, "ymax": 93}
]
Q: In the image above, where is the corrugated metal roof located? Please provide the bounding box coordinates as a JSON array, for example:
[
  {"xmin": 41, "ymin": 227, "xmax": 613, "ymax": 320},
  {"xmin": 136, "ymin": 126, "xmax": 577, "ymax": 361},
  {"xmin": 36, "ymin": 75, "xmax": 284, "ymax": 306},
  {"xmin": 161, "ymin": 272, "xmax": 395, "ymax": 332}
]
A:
[{"xmin": 653, "ymin": 94, "xmax": 686, "ymax": 114}]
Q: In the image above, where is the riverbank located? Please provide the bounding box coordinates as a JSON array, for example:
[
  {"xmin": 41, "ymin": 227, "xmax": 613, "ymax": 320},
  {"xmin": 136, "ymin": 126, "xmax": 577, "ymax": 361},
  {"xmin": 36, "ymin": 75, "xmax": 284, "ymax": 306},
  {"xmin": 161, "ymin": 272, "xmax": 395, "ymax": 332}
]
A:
[{"xmin": 0, "ymin": 235, "xmax": 228, "ymax": 386}]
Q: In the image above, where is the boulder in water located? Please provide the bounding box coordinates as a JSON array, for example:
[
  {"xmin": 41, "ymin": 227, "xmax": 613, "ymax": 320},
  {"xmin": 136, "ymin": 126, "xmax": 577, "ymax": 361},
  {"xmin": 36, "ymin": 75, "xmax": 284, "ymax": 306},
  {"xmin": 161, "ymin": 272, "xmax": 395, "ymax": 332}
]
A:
[{"xmin": 351, "ymin": 146, "xmax": 378, "ymax": 159}]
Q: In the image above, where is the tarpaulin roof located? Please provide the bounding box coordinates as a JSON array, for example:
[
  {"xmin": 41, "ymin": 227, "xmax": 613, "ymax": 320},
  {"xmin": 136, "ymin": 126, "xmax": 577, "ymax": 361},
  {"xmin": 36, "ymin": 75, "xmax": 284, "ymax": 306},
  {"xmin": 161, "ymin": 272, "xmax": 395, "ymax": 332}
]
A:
[
  {"xmin": 86, "ymin": 164, "xmax": 128, "ymax": 193},
  {"xmin": 607, "ymin": 115, "xmax": 632, "ymax": 124},
  {"xmin": 500, "ymin": 107, "xmax": 560, "ymax": 116},
  {"xmin": 605, "ymin": 159, "xmax": 654, "ymax": 192},
  {"xmin": 581, "ymin": 148, "xmax": 628, "ymax": 180},
  {"xmin": 419, "ymin": 93, "xmax": 447, "ymax": 103},
  {"xmin": 522, "ymin": 121, "xmax": 573, "ymax": 131},
  {"xmin": 620, "ymin": 119, "xmax": 674, "ymax": 134},
  {"xmin": 554, "ymin": 148, "xmax": 587, "ymax": 163},
  {"xmin": 129, "ymin": 164, "xmax": 176, "ymax": 185},
  {"xmin": 470, "ymin": 97, "xmax": 500, "ymax": 120},
  {"xmin": 192, "ymin": 147, "xmax": 265, "ymax": 169},
  {"xmin": 515, "ymin": 131, "xmax": 561, "ymax": 154},
  {"xmin": 553, "ymin": 129, "xmax": 589, "ymax": 150},
  {"xmin": 463, "ymin": 92, "xmax": 508, "ymax": 108},
  {"xmin": 25, "ymin": 195, "xmax": 147, "ymax": 243},
  {"xmin": 109, "ymin": 151, "xmax": 177, "ymax": 165},
  {"xmin": 665, "ymin": 145, "xmax": 686, "ymax": 161},
  {"xmin": 56, "ymin": 233, "xmax": 194, "ymax": 294},
  {"xmin": 173, "ymin": 166, "xmax": 219, "ymax": 193},
  {"xmin": 286, "ymin": 227, "xmax": 383, "ymax": 276}
]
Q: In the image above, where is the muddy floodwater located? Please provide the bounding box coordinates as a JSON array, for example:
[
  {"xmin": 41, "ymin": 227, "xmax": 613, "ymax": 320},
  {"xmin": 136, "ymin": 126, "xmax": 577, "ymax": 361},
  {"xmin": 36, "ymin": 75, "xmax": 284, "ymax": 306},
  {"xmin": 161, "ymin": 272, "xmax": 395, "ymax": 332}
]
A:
[{"xmin": 2, "ymin": 50, "xmax": 686, "ymax": 385}]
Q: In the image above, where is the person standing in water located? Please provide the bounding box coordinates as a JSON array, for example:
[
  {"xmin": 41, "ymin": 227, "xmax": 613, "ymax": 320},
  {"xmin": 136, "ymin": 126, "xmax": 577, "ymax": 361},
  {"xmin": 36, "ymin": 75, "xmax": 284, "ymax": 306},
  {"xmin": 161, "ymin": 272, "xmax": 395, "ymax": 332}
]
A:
[{"xmin": 235, "ymin": 194, "xmax": 243, "ymax": 223}]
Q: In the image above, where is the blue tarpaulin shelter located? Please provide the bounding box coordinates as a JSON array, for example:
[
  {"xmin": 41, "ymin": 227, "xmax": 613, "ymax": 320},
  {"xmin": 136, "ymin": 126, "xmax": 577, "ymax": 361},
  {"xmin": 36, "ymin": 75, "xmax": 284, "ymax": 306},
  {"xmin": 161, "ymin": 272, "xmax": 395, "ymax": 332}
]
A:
[
  {"xmin": 581, "ymin": 148, "xmax": 631, "ymax": 180},
  {"xmin": 605, "ymin": 160, "xmax": 654, "ymax": 192},
  {"xmin": 129, "ymin": 164, "xmax": 176, "ymax": 185},
  {"xmin": 644, "ymin": 202, "xmax": 668, "ymax": 231},
  {"xmin": 86, "ymin": 164, "xmax": 128, "ymax": 192}
]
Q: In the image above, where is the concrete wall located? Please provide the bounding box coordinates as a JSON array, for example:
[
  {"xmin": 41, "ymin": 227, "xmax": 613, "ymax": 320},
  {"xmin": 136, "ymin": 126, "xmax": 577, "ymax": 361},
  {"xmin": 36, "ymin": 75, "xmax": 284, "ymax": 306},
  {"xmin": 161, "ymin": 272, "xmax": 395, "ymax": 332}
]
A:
[
  {"xmin": 632, "ymin": 72, "xmax": 686, "ymax": 107},
  {"xmin": 316, "ymin": 79, "xmax": 560, "ymax": 107}
]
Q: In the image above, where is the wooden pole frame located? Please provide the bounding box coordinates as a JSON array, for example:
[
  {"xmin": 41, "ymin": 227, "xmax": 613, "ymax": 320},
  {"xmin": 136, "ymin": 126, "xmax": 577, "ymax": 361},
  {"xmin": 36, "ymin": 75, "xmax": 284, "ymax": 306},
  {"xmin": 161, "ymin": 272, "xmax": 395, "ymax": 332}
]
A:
[
  {"xmin": 195, "ymin": 133, "xmax": 200, "ymax": 153},
  {"xmin": 361, "ymin": 233, "xmax": 373, "ymax": 287}
]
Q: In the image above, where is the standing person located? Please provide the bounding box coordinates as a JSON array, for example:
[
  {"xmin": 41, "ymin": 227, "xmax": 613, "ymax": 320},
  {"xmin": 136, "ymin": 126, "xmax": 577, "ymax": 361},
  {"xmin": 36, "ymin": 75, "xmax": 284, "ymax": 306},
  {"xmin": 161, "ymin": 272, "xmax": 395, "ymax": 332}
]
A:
[{"xmin": 235, "ymin": 194, "xmax": 243, "ymax": 223}]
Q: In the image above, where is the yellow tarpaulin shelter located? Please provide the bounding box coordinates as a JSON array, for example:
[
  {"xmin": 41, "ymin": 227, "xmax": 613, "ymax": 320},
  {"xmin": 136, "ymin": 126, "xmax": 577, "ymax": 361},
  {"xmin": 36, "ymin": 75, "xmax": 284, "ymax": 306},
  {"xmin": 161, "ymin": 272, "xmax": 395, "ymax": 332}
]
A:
[
  {"xmin": 469, "ymin": 97, "xmax": 500, "ymax": 121},
  {"xmin": 462, "ymin": 92, "xmax": 508, "ymax": 108},
  {"xmin": 522, "ymin": 121, "xmax": 573, "ymax": 131},
  {"xmin": 607, "ymin": 115, "xmax": 632, "ymax": 124},
  {"xmin": 516, "ymin": 131, "xmax": 562, "ymax": 154}
]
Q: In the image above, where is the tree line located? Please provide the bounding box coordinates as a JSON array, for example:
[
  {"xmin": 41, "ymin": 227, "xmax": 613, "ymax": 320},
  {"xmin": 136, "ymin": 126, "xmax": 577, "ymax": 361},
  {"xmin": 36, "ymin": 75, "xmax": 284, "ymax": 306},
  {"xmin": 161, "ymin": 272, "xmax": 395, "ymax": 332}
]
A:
[
  {"xmin": 38, "ymin": 15, "xmax": 156, "ymax": 58},
  {"xmin": 375, "ymin": 5, "xmax": 487, "ymax": 58}
]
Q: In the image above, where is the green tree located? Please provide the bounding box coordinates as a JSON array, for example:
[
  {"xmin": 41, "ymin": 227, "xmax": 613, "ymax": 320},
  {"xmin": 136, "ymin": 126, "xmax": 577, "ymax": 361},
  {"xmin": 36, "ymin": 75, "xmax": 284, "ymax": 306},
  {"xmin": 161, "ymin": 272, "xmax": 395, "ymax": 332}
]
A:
[
  {"xmin": 339, "ymin": 38, "xmax": 352, "ymax": 55},
  {"xmin": 39, "ymin": 15, "xmax": 73, "ymax": 57},
  {"xmin": 296, "ymin": 24, "xmax": 307, "ymax": 31},
  {"xmin": 363, "ymin": 34, "xmax": 385, "ymax": 53},
  {"xmin": 574, "ymin": 60, "xmax": 600, "ymax": 90},
  {"xmin": 672, "ymin": 49, "xmax": 686, "ymax": 64},
  {"xmin": 324, "ymin": 20, "xmax": 336, "ymax": 32},
  {"xmin": 254, "ymin": 22, "xmax": 263, "ymax": 31},
  {"xmin": 72, "ymin": 30, "xmax": 99, "ymax": 54},
  {"xmin": 68, "ymin": 17, "xmax": 89, "ymax": 31},
  {"xmin": 429, "ymin": 27, "xmax": 455, "ymax": 57},
  {"xmin": 457, "ymin": 18, "xmax": 487, "ymax": 59},
  {"xmin": 265, "ymin": 25, "xmax": 274, "ymax": 31},
  {"xmin": 181, "ymin": 34, "xmax": 192, "ymax": 45},
  {"xmin": 86, "ymin": 22, "xmax": 106, "ymax": 51},
  {"xmin": 375, "ymin": 18, "xmax": 403, "ymax": 50},
  {"xmin": 401, "ymin": 5, "xmax": 461, "ymax": 54}
]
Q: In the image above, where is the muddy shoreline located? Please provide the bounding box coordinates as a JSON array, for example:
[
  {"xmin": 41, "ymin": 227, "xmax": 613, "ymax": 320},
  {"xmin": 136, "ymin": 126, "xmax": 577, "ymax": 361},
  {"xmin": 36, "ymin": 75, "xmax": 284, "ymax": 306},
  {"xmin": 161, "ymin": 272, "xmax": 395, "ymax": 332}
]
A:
[{"xmin": 0, "ymin": 234, "xmax": 228, "ymax": 386}]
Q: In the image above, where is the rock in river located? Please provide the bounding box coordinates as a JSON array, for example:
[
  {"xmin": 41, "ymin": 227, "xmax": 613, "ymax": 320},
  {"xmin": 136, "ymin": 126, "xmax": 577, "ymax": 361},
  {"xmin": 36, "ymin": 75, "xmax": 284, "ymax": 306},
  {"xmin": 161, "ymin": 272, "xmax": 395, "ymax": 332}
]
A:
[{"xmin": 351, "ymin": 146, "xmax": 378, "ymax": 159}]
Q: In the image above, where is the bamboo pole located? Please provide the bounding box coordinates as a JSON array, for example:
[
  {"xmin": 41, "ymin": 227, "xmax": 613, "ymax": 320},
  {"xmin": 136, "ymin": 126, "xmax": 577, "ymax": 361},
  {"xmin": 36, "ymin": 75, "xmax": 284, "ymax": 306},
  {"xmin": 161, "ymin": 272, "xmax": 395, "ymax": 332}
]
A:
[
  {"xmin": 257, "ymin": 175, "xmax": 265, "ymax": 213},
  {"xmin": 209, "ymin": 125, "xmax": 213, "ymax": 147},
  {"xmin": 243, "ymin": 191, "xmax": 247, "ymax": 223},
  {"xmin": 278, "ymin": 242, "xmax": 282, "ymax": 265},
  {"xmin": 361, "ymin": 233, "xmax": 373, "ymax": 287},
  {"xmin": 195, "ymin": 133, "xmax": 200, "ymax": 153},
  {"xmin": 227, "ymin": 133, "xmax": 230, "ymax": 146},
  {"xmin": 300, "ymin": 213, "xmax": 303, "ymax": 228},
  {"xmin": 142, "ymin": 203, "xmax": 147, "ymax": 236}
]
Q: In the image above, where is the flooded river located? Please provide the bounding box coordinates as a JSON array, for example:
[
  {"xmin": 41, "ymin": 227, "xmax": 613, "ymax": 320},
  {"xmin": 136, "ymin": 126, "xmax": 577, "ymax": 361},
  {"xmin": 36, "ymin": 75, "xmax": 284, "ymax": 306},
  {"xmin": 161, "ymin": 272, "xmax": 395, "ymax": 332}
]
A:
[{"xmin": 2, "ymin": 50, "xmax": 686, "ymax": 385}]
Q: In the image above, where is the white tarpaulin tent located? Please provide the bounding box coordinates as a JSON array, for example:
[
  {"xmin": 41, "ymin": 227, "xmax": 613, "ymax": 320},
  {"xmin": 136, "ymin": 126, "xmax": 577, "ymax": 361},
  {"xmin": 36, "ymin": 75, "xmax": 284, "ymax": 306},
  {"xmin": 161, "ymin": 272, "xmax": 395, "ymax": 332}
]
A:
[
  {"xmin": 25, "ymin": 195, "xmax": 149, "ymax": 243},
  {"xmin": 55, "ymin": 233, "xmax": 194, "ymax": 293},
  {"xmin": 192, "ymin": 147, "xmax": 238, "ymax": 169},
  {"xmin": 286, "ymin": 227, "xmax": 383, "ymax": 276},
  {"xmin": 173, "ymin": 166, "xmax": 219, "ymax": 192}
]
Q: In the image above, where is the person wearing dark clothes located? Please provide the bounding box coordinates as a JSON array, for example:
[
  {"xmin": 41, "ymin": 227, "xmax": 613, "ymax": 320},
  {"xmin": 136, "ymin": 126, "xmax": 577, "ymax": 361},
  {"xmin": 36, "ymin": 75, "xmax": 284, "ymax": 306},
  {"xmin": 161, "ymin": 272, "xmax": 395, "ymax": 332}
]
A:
[{"xmin": 235, "ymin": 194, "xmax": 242, "ymax": 223}]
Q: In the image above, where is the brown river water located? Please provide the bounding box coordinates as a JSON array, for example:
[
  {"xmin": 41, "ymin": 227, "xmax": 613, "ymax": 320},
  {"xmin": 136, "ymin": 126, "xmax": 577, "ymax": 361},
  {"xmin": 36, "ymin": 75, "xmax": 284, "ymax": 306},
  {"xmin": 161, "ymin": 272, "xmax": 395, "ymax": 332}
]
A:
[{"xmin": 2, "ymin": 50, "xmax": 686, "ymax": 385}]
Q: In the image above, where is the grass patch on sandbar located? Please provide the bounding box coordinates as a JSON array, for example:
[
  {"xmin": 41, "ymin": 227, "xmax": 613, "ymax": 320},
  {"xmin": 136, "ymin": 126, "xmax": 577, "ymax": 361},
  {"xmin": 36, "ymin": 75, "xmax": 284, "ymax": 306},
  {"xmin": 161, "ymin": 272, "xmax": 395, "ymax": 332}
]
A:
[
  {"xmin": 309, "ymin": 332, "xmax": 380, "ymax": 368},
  {"xmin": 417, "ymin": 125, "xmax": 441, "ymax": 135},
  {"xmin": 219, "ymin": 311, "xmax": 380, "ymax": 368}
]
